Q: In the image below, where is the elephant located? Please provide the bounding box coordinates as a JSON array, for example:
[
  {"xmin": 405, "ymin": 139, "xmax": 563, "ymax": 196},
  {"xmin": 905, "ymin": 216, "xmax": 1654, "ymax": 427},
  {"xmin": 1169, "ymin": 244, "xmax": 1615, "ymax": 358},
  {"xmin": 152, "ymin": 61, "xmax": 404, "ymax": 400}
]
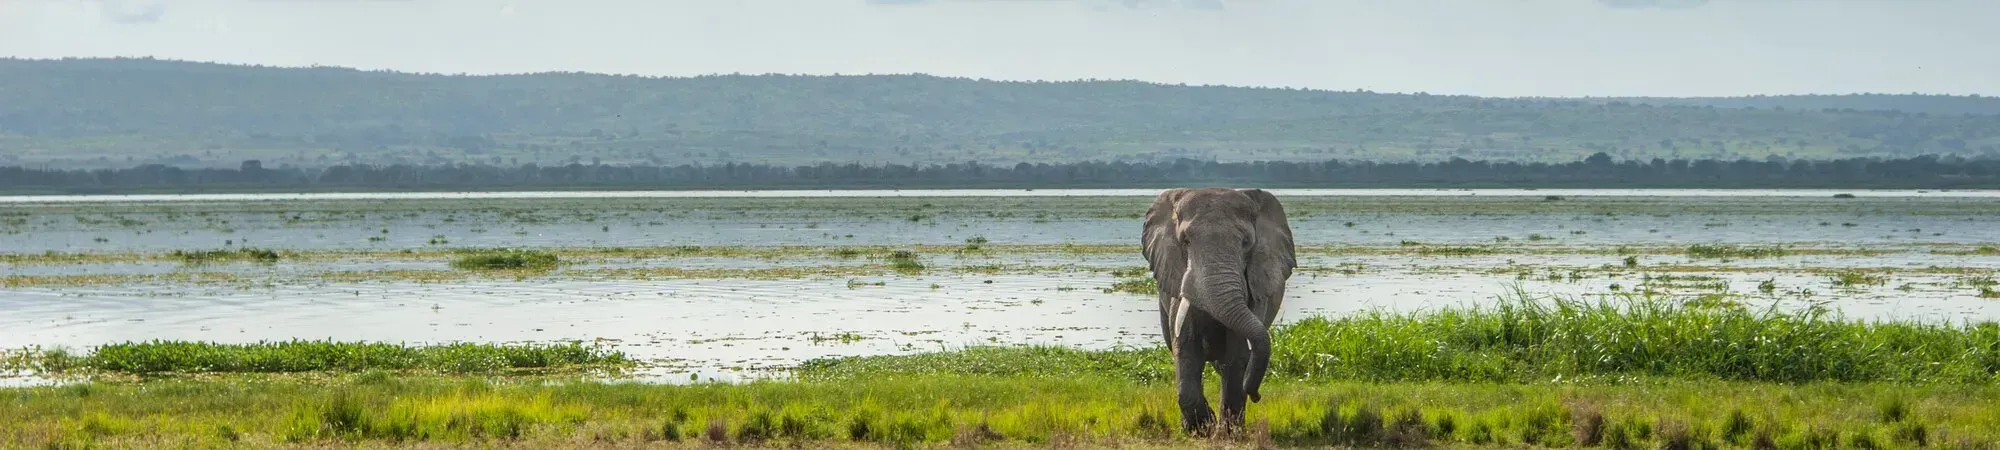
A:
[{"xmin": 1140, "ymin": 187, "xmax": 1296, "ymax": 435}]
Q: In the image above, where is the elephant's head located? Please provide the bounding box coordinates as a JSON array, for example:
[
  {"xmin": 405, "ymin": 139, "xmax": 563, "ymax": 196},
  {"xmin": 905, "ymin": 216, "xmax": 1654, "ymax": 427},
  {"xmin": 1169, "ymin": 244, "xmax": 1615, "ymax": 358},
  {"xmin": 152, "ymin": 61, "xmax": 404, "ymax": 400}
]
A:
[{"xmin": 1142, "ymin": 188, "xmax": 1296, "ymax": 403}]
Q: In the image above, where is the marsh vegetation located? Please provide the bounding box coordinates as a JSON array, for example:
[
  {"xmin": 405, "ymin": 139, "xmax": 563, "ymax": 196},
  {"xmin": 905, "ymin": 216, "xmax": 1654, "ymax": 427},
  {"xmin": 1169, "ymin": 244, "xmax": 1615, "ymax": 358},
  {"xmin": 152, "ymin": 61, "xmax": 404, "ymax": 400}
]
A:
[{"xmin": 168, "ymin": 248, "xmax": 282, "ymax": 265}]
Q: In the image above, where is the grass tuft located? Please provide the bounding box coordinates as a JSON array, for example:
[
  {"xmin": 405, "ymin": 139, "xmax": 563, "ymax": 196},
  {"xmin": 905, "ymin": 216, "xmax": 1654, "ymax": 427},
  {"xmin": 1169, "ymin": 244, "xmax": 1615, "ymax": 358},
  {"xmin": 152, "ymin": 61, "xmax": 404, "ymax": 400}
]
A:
[
  {"xmin": 1105, "ymin": 277, "xmax": 1158, "ymax": 296},
  {"xmin": 1571, "ymin": 400, "xmax": 1606, "ymax": 446},
  {"xmin": 1658, "ymin": 419, "xmax": 1696, "ymax": 450},
  {"xmin": 1384, "ymin": 408, "xmax": 1430, "ymax": 448},
  {"xmin": 1895, "ymin": 421, "xmax": 1931, "ymax": 447},
  {"xmin": 1722, "ymin": 408, "xmax": 1754, "ymax": 445},
  {"xmin": 1329, "ymin": 403, "xmax": 1383, "ymax": 446},
  {"xmin": 885, "ymin": 250, "xmax": 925, "ymax": 272},
  {"xmin": 1878, "ymin": 397, "xmax": 1909, "ymax": 423},
  {"xmin": 962, "ymin": 235, "xmax": 989, "ymax": 252},
  {"xmin": 1830, "ymin": 270, "xmax": 1890, "ymax": 288}
]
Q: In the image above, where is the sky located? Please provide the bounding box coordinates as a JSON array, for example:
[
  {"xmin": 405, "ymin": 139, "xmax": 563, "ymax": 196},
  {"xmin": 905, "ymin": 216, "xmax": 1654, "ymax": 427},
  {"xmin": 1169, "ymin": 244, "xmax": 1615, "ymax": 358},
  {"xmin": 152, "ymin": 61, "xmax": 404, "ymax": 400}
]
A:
[{"xmin": 1, "ymin": 0, "xmax": 1995, "ymax": 97}]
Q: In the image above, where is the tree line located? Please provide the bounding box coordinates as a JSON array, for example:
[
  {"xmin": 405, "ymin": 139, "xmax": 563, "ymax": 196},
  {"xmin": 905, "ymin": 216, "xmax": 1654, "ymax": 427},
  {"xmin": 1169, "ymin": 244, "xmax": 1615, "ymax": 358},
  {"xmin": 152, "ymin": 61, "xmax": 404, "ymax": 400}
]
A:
[{"xmin": 5, "ymin": 153, "xmax": 1998, "ymax": 194}]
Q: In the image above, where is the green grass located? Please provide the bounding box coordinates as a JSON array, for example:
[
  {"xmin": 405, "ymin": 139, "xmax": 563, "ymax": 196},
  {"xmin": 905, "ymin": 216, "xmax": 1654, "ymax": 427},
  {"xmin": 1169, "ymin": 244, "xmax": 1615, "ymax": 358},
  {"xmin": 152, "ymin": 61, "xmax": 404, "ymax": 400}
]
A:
[
  {"xmin": 799, "ymin": 291, "xmax": 2000, "ymax": 384},
  {"xmin": 13, "ymin": 340, "xmax": 630, "ymax": 376},
  {"xmin": 2, "ymin": 375, "xmax": 1997, "ymax": 448},
  {"xmin": 447, "ymin": 249, "xmax": 559, "ymax": 271}
]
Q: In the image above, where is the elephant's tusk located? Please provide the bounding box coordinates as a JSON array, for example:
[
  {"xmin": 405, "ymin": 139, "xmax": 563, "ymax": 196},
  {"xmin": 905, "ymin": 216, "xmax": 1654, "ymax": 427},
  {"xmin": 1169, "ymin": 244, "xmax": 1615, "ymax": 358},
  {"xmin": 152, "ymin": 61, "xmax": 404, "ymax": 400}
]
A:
[
  {"xmin": 1170, "ymin": 295, "xmax": 1191, "ymax": 355},
  {"xmin": 1171, "ymin": 257, "xmax": 1194, "ymax": 356}
]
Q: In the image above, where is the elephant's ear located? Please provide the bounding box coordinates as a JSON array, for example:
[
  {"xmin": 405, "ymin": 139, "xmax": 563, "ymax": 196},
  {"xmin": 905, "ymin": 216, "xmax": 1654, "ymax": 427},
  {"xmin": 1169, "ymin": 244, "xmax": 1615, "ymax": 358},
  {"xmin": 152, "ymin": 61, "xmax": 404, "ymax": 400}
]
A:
[
  {"xmin": 1141, "ymin": 189, "xmax": 1190, "ymax": 295},
  {"xmin": 1239, "ymin": 188, "xmax": 1296, "ymax": 326}
]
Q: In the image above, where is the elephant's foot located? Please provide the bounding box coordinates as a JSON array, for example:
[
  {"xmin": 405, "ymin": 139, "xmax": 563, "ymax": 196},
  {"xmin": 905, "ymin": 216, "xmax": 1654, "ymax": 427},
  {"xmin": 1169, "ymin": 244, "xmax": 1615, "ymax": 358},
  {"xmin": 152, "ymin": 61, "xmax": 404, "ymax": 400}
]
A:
[
  {"xmin": 1188, "ymin": 414, "xmax": 1251, "ymax": 439},
  {"xmin": 1179, "ymin": 406, "xmax": 1216, "ymax": 436},
  {"xmin": 1217, "ymin": 407, "xmax": 1247, "ymax": 434}
]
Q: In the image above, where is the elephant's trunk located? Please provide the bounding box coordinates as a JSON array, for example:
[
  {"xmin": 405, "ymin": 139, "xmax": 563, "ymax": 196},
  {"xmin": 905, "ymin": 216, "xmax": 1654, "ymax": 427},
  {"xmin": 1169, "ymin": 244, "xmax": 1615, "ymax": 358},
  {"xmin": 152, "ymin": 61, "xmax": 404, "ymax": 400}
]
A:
[
  {"xmin": 1220, "ymin": 300, "xmax": 1271, "ymax": 403},
  {"xmin": 1189, "ymin": 256, "xmax": 1272, "ymax": 403}
]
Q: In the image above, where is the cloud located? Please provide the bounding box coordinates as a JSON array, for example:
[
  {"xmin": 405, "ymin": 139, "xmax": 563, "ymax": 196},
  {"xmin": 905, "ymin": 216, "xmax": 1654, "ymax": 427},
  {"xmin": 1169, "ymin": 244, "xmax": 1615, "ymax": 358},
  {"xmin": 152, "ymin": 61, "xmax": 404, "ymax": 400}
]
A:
[
  {"xmin": 864, "ymin": 0, "xmax": 1225, "ymax": 11},
  {"xmin": 100, "ymin": 0, "xmax": 168, "ymax": 24},
  {"xmin": 1100, "ymin": 0, "xmax": 1226, "ymax": 11},
  {"xmin": 1597, "ymin": 0, "xmax": 1710, "ymax": 9},
  {"xmin": 1179, "ymin": 0, "xmax": 1226, "ymax": 11}
]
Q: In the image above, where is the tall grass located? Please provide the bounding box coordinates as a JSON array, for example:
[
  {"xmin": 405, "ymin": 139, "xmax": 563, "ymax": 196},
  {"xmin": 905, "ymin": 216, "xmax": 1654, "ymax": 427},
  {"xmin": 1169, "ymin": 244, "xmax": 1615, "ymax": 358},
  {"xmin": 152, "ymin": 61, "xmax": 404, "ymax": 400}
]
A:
[
  {"xmin": 28, "ymin": 340, "xmax": 629, "ymax": 375},
  {"xmin": 801, "ymin": 291, "xmax": 2000, "ymax": 384},
  {"xmin": 1265, "ymin": 291, "xmax": 1998, "ymax": 384}
]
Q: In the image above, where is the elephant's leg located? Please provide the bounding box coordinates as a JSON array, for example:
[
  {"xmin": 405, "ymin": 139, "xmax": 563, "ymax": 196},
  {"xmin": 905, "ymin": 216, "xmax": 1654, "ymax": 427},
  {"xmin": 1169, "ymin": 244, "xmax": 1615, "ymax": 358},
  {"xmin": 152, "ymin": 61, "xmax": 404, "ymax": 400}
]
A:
[
  {"xmin": 1213, "ymin": 337, "xmax": 1250, "ymax": 433},
  {"xmin": 1173, "ymin": 344, "xmax": 1214, "ymax": 435}
]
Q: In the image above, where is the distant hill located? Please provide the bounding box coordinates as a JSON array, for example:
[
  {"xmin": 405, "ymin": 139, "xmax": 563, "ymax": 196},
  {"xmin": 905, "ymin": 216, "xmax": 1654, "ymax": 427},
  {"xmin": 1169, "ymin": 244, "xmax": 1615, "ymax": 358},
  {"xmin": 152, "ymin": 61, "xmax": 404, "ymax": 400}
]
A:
[{"xmin": 2, "ymin": 57, "xmax": 1997, "ymax": 170}]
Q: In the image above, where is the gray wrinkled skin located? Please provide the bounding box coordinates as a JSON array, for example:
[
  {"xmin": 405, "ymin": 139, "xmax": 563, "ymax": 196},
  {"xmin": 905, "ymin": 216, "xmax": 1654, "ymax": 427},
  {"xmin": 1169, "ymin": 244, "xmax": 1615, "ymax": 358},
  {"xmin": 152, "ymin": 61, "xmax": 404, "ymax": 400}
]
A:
[{"xmin": 1140, "ymin": 188, "xmax": 1296, "ymax": 435}]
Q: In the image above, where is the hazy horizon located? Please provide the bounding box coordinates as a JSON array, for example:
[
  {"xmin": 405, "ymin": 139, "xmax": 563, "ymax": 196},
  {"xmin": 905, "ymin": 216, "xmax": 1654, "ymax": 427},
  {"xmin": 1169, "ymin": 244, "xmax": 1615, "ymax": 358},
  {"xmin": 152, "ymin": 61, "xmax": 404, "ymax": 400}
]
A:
[{"xmin": 4, "ymin": 0, "xmax": 1996, "ymax": 98}]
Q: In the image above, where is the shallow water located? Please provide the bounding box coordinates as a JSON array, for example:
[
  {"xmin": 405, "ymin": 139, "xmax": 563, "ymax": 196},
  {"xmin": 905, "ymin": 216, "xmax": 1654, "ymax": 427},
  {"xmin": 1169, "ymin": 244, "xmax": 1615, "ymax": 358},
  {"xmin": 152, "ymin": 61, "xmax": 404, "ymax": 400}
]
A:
[
  {"xmin": 5, "ymin": 188, "xmax": 1998, "ymax": 204},
  {"xmin": 4, "ymin": 192, "xmax": 2000, "ymax": 385}
]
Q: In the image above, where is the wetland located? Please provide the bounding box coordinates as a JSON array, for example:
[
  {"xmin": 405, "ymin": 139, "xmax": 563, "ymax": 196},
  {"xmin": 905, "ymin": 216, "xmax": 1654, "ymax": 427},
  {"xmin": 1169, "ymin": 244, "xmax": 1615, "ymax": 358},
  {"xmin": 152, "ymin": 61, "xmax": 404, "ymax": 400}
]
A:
[{"xmin": 5, "ymin": 190, "xmax": 2000, "ymax": 448}]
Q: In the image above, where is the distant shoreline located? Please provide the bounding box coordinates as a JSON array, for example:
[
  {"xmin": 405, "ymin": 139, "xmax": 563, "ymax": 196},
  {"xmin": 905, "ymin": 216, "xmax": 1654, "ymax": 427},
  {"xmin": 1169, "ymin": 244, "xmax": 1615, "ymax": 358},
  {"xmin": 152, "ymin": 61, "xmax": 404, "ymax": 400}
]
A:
[{"xmin": 6, "ymin": 187, "xmax": 1999, "ymax": 204}]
